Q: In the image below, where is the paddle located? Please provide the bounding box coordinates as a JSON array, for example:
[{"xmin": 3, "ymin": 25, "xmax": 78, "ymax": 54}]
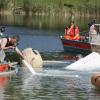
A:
[{"xmin": 15, "ymin": 47, "xmax": 36, "ymax": 75}]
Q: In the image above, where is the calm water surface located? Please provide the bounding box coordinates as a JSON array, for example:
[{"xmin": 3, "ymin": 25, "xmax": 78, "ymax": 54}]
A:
[
  {"xmin": 2, "ymin": 27, "xmax": 100, "ymax": 100},
  {"xmin": 1, "ymin": 66, "xmax": 100, "ymax": 100},
  {"xmin": 0, "ymin": 15, "xmax": 100, "ymax": 100},
  {"xmin": 5, "ymin": 26, "xmax": 63, "ymax": 52}
]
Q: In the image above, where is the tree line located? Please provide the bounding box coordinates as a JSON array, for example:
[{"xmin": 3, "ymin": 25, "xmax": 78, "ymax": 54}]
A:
[{"xmin": 0, "ymin": 0, "xmax": 100, "ymax": 17}]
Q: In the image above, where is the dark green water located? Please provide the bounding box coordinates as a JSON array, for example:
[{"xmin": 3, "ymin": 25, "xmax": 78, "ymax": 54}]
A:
[
  {"xmin": 0, "ymin": 14, "xmax": 99, "ymax": 32},
  {"xmin": 0, "ymin": 14, "xmax": 100, "ymax": 100}
]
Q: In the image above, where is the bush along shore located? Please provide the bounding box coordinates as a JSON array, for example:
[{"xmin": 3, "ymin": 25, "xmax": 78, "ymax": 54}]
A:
[{"xmin": 0, "ymin": 0, "xmax": 100, "ymax": 17}]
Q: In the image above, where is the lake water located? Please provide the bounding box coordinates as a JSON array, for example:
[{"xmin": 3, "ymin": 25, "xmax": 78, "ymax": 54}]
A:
[
  {"xmin": 1, "ymin": 65, "xmax": 100, "ymax": 100},
  {"xmin": 0, "ymin": 15, "xmax": 100, "ymax": 100},
  {"xmin": 5, "ymin": 26, "xmax": 63, "ymax": 52}
]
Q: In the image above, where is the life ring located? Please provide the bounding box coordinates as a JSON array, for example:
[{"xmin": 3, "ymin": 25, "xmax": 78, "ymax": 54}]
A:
[{"xmin": 91, "ymin": 73, "xmax": 100, "ymax": 88}]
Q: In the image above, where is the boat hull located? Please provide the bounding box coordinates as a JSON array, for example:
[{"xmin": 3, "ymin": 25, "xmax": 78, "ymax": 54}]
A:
[{"xmin": 60, "ymin": 36, "xmax": 92, "ymax": 54}]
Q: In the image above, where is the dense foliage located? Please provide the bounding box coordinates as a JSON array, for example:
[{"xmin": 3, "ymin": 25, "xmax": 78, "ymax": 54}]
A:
[{"xmin": 0, "ymin": 0, "xmax": 100, "ymax": 16}]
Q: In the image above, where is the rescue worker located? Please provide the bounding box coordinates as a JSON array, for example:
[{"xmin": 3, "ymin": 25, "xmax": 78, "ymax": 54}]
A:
[
  {"xmin": 73, "ymin": 26, "xmax": 80, "ymax": 40},
  {"xmin": 65, "ymin": 21, "xmax": 75, "ymax": 40},
  {"xmin": 0, "ymin": 35, "xmax": 19, "ymax": 62}
]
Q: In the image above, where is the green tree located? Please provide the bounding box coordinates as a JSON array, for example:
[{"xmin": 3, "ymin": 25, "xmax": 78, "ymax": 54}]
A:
[
  {"xmin": 0, "ymin": 0, "xmax": 10, "ymax": 11},
  {"xmin": 23, "ymin": 0, "xmax": 31, "ymax": 15},
  {"xmin": 0, "ymin": 0, "xmax": 5, "ymax": 11}
]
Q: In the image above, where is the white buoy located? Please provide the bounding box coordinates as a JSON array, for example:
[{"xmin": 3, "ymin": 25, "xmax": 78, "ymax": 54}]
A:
[{"xmin": 66, "ymin": 52, "xmax": 100, "ymax": 71}]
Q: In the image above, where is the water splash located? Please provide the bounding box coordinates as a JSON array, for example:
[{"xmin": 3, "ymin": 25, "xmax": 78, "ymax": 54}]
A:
[
  {"xmin": 22, "ymin": 60, "xmax": 36, "ymax": 75},
  {"xmin": 22, "ymin": 60, "xmax": 78, "ymax": 77},
  {"xmin": 36, "ymin": 73, "xmax": 79, "ymax": 78},
  {"xmin": 0, "ymin": 49, "xmax": 5, "ymax": 63}
]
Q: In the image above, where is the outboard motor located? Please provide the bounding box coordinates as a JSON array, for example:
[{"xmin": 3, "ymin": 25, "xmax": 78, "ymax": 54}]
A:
[{"xmin": 22, "ymin": 48, "xmax": 43, "ymax": 68}]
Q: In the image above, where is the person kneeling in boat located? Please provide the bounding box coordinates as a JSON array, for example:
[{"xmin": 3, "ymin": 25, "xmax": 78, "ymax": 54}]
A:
[
  {"xmin": 64, "ymin": 21, "xmax": 75, "ymax": 40},
  {"xmin": 64, "ymin": 22, "xmax": 80, "ymax": 40},
  {"xmin": 0, "ymin": 35, "xmax": 19, "ymax": 62},
  {"xmin": 73, "ymin": 26, "xmax": 80, "ymax": 40}
]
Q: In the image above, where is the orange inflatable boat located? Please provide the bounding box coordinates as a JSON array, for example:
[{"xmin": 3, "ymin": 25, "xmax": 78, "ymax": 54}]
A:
[{"xmin": 0, "ymin": 64, "xmax": 10, "ymax": 72}]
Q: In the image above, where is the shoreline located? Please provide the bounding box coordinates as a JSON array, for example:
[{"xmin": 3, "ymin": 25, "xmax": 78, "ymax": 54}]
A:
[{"xmin": 0, "ymin": 10, "xmax": 98, "ymax": 18}]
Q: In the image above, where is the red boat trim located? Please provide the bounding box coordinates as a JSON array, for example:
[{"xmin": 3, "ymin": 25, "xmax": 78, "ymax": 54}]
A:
[
  {"xmin": 63, "ymin": 42, "xmax": 91, "ymax": 50},
  {"xmin": 61, "ymin": 38, "xmax": 91, "ymax": 50}
]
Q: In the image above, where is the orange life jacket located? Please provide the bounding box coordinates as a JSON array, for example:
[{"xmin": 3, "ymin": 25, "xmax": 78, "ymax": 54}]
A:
[
  {"xmin": 69, "ymin": 27, "xmax": 75, "ymax": 36},
  {"xmin": 75, "ymin": 27, "xmax": 79, "ymax": 34},
  {"xmin": 74, "ymin": 27, "xmax": 80, "ymax": 40}
]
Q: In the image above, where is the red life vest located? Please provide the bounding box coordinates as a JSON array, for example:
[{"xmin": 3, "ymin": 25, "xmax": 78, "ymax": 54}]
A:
[
  {"xmin": 74, "ymin": 27, "xmax": 80, "ymax": 40},
  {"xmin": 69, "ymin": 27, "xmax": 75, "ymax": 36},
  {"xmin": 75, "ymin": 27, "xmax": 79, "ymax": 35}
]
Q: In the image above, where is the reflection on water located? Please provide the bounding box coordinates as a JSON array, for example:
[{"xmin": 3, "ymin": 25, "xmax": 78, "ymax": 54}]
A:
[
  {"xmin": 0, "ymin": 14, "xmax": 68, "ymax": 31},
  {"xmin": 0, "ymin": 76, "xmax": 9, "ymax": 100},
  {"xmin": 0, "ymin": 14, "xmax": 100, "ymax": 32}
]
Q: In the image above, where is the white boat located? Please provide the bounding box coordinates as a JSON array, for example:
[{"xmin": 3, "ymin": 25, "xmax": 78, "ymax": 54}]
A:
[{"xmin": 66, "ymin": 52, "xmax": 100, "ymax": 71}]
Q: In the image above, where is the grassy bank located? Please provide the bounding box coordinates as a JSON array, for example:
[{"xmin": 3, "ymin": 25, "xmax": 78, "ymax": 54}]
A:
[{"xmin": 0, "ymin": 0, "xmax": 100, "ymax": 17}]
